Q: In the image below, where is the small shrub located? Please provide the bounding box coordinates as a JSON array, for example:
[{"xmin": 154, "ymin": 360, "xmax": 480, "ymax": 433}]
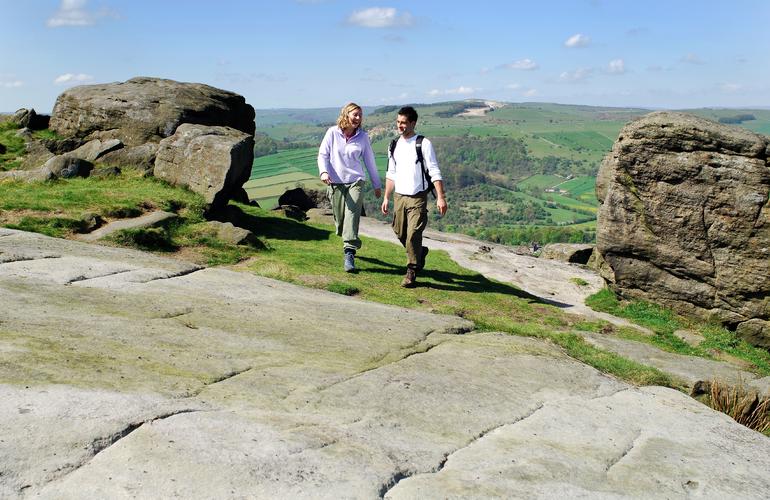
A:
[
  {"xmin": 706, "ymin": 380, "xmax": 770, "ymax": 435},
  {"xmin": 326, "ymin": 282, "xmax": 360, "ymax": 296}
]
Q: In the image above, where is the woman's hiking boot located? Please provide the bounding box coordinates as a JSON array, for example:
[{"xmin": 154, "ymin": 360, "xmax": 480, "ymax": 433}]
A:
[{"xmin": 343, "ymin": 250, "xmax": 356, "ymax": 272}]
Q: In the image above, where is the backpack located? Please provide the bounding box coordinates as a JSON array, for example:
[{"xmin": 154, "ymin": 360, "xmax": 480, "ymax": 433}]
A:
[{"xmin": 389, "ymin": 135, "xmax": 436, "ymax": 198}]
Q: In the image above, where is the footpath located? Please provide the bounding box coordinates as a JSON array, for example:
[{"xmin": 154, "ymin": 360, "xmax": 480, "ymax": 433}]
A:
[{"xmin": 1, "ymin": 226, "xmax": 769, "ymax": 499}]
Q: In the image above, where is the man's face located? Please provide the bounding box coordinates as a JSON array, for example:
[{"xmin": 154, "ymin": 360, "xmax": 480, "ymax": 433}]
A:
[{"xmin": 396, "ymin": 115, "xmax": 416, "ymax": 136}]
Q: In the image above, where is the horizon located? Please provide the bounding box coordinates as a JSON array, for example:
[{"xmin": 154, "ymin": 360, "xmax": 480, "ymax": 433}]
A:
[{"xmin": 2, "ymin": 1, "xmax": 769, "ymax": 112}]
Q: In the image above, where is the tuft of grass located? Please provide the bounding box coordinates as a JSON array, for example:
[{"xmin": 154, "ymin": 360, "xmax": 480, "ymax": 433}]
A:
[
  {"xmin": 109, "ymin": 227, "xmax": 177, "ymax": 252},
  {"xmin": 705, "ymin": 380, "xmax": 770, "ymax": 435},
  {"xmin": 326, "ymin": 282, "xmax": 360, "ymax": 296},
  {"xmin": 570, "ymin": 277, "xmax": 589, "ymax": 287}
]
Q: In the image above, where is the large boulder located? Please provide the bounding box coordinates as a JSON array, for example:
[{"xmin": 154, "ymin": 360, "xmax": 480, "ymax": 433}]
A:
[
  {"xmin": 12, "ymin": 108, "xmax": 49, "ymax": 130},
  {"xmin": 154, "ymin": 124, "xmax": 254, "ymax": 211},
  {"xmin": 596, "ymin": 111, "xmax": 770, "ymax": 347},
  {"xmin": 49, "ymin": 77, "xmax": 255, "ymax": 147}
]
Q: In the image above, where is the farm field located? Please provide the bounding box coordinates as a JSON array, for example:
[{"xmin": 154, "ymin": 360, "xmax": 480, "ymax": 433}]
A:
[{"xmin": 249, "ymin": 100, "xmax": 768, "ymax": 244}]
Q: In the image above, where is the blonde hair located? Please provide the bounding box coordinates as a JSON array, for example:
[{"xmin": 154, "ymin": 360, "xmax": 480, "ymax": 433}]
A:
[{"xmin": 337, "ymin": 102, "xmax": 362, "ymax": 130}]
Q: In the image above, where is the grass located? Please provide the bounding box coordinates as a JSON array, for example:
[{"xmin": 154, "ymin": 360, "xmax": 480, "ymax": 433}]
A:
[
  {"xmin": 0, "ymin": 120, "xmax": 26, "ymax": 171},
  {"xmin": 0, "ymin": 170, "xmax": 713, "ymax": 389},
  {"xmin": 0, "ymin": 172, "xmax": 265, "ymax": 266},
  {"xmin": 586, "ymin": 288, "xmax": 770, "ymax": 376},
  {"xmin": 704, "ymin": 380, "xmax": 770, "ymax": 436}
]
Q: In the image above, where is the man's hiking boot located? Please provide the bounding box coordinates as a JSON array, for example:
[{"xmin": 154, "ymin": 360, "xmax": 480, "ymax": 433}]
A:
[
  {"xmin": 417, "ymin": 246, "xmax": 429, "ymax": 271},
  {"xmin": 344, "ymin": 251, "xmax": 355, "ymax": 273},
  {"xmin": 401, "ymin": 268, "xmax": 417, "ymax": 288}
]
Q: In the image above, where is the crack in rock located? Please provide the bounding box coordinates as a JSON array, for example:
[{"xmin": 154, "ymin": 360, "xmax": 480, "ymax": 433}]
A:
[
  {"xmin": 137, "ymin": 267, "xmax": 203, "ymax": 283},
  {"xmin": 184, "ymin": 367, "xmax": 254, "ymax": 398},
  {"xmin": 313, "ymin": 334, "xmax": 450, "ymax": 397},
  {"xmin": 380, "ymin": 402, "xmax": 547, "ymax": 498},
  {"xmin": 65, "ymin": 269, "xmax": 135, "ymax": 285},
  {"xmin": 0, "ymin": 254, "xmax": 62, "ymax": 265},
  {"xmin": 605, "ymin": 428, "xmax": 643, "ymax": 473},
  {"xmin": 31, "ymin": 408, "xmax": 202, "ymax": 495}
]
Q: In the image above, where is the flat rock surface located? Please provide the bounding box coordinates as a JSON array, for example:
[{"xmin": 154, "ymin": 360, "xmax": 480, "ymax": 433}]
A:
[{"xmin": 1, "ymin": 227, "xmax": 769, "ymax": 499}]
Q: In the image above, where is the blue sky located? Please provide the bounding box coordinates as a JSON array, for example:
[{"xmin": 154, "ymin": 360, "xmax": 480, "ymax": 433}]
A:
[{"xmin": 2, "ymin": 0, "xmax": 769, "ymax": 112}]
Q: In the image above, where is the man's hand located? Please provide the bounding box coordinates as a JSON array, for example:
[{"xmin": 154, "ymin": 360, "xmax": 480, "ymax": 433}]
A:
[
  {"xmin": 436, "ymin": 196, "xmax": 448, "ymax": 216},
  {"xmin": 381, "ymin": 198, "xmax": 390, "ymax": 215},
  {"xmin": 320, "ymin": 172, "xmax": 331, "ymax": 185}
]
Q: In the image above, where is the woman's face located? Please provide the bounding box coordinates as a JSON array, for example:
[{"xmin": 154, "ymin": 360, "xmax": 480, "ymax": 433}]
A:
[{"xmin": 348, "ymin": 108, "xmax": 362, "ymax": 128}]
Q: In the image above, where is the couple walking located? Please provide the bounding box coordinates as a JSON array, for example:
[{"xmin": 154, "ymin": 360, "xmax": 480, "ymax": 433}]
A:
[{"xmin": 317, "ymin": 103, "xmax": 447, "ymax": 287}]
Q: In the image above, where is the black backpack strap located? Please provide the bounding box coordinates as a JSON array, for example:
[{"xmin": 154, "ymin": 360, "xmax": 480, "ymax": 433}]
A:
[
  {"xmin": 415, "ymin": 135, "xmax": 435, "ymax": 197},
  {"xmin": 388, "ymin": 138, "xmax": 398, "ymax": 160}
]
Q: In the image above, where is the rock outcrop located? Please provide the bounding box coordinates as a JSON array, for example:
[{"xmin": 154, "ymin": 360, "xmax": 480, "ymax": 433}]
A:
[
  {"xmin": 154, "ymin": 124, "xmax": 254, "ymax": 211},
  {"xmin": 3, "ymin": 227, "xmax": 770, "ymax": 499},
  {"xmin": 539, "ymin": 243, "xmax": 593, "ymax": 264},
  {"xmin": 596, "ymin": 112, "xmax": 770, "ymax": 347},
  {"xmin": 49, "ymin": 77, "xmax": 255, "ymax": 146}
]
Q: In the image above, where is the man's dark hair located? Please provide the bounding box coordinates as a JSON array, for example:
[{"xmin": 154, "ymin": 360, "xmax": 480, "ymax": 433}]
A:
[{"xmin": 398, "ymin": 106, "xmax": 418, "ymax": 122}]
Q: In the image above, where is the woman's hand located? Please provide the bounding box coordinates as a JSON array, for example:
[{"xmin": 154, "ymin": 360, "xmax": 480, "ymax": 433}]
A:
[{"xmin": 374, "ymin": 188, "xmax": 382, "ymax": 199}]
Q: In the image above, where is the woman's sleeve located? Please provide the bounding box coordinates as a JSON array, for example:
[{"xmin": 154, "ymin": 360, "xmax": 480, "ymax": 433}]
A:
[
  {"xmin": 362, "ymin": 136, "xmax": 382, "ymax": 189},
  {"xmin": 317, "ymin": 128, "xmax": 333, "ymax": 175}
]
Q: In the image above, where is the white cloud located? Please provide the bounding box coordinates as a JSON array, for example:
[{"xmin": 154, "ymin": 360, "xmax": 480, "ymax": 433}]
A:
[
  {"xmin": 564, "ymin": 33, "xmax": 591, "ymax": 48},
  {"xmin": 522, "ymin": 88, "xmax": 538, "ymax": 97},
  {"xmin": 54, "ymin": 73, "xmax": 94, "ymax": 85},
  {"xmin": 506, "ymin": 58, "xmax": 539, "ymax": 70},
  {"xmin": 721, "ymin": 83, "xmax": 742, "ymax": 93},
  {"xmin": 346, "ymin": 7, "xmax": 413, "ymax": 28},
  {"xmin": 427, "ymin": 86, "xmax": 476, "ymax": 96},
  {"xmin": 47, "ymin": 0, "xmax": 118, "ymax": 28},
  {"xmin": 506, "ymin": 83, "xmax": 521, "ymax": 90},
  {"xmin": 559, "ymin": 68, "xmax": 592, "ymax": 82},
  {"xmin": 607, "ymin": 59, "xmax": 625, "ymax": 74},
  {"xmin": 681, "ymin": 53, "xmax": 705, "ymax": 65},
  {"xmin": 1, "ymin": 79, "xmax": 24, "ymax": 88}
]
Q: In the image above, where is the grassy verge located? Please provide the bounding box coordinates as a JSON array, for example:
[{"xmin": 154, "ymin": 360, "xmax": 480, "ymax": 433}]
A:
[
  {"xmin": 586, "ymin": 288, "xmax": 770, "ymax": 376},
  {"xmin": 0, "ymin": 172, "xmax": 677, "ymax": 388}
]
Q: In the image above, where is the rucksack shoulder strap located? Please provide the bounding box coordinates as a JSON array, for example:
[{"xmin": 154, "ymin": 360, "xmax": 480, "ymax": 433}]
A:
[
  {"xmin": 388, "ymin": 138, "xmax": 398, "ymax": 158},
  {"xmin": 415, "ymin": 135, "xmax": 424, "ymax": 164}
]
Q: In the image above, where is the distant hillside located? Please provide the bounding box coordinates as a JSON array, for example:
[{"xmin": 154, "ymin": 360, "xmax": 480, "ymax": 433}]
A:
[{"xmin": 249, "ymin": 101, "xmax": 770, "ymax": 246}]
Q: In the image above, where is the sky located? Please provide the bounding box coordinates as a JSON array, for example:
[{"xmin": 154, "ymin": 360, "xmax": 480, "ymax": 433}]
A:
[{"xmin": 2, "ymin": 0, "xmax": 769, "ymax": 112}]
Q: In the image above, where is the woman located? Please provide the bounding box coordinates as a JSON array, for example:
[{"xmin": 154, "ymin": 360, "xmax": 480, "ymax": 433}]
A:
[{"xmin": 317, "ymin": 102, "xmax": 382, "ymax": 272}]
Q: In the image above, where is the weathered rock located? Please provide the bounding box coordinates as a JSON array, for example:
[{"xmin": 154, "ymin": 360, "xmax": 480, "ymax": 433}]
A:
[
  {"xmin": 539, "ymin": 243, "xmax": 594, "ymax": 264},
  {"xmin": 2, "ymin": 227, "xmax": 770, "ymax": 499},
  {"xmin": 43, "ymin": 155, "xmax": 93, "ymax": 178},
  {"xmin": 205, "ymin": 220, "xmax": 262, "ymax": 247},
  {"xmin": 596, "ymin": 111, "xmax": 770, "ymax": 347},
  {"xmin": 0, "ymin": 166, "xmax": 54, "ymax": 182},
  {"xmin": 66, "ymin": 138, "xmax": 123, "ymax": 162},
  {"xmin": 306, "ymin": 188, "xmax": 332, "ymax": 209},
  {"xmin": 278, "ymin": 187, "xmax": 316, "ymax": 211},
  {"xmin": 40, "ymin": 137, "xmax": 85, "ymax": 155},
  {"xmin": 99, "ymin": 143, "xmax": 158, "ymax": 172},
  {"xmin": 49, "ymin": 77, "xmax": 256, "ymax": 146},
  {"xmin": 154, "ymin": 124, "xmax": 254, "ymax": 210},
  {"xmin": 90, "ymin": 165, "xmax": 122, "ymax": 178},
  {"xmin": 12, "ymin": 108, "xmax": 49, "ymax": 130},
  {"xmin": 273, "ymin": 204, "xmax": 308, "ymax": 221},
  {"xmin": 75, "ymin": 211, "xmax": 178, "ymax": 242}
]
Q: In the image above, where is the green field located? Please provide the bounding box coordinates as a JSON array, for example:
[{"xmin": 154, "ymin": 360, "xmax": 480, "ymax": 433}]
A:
[{"xmin": 249, "ymin": 101, "xmax": 768, "ymax": 244}]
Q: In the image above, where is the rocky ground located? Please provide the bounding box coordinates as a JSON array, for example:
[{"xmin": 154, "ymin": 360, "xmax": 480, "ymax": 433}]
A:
[{"xmin": 2, "ymin": 225, "xmax": 770, "ymax": 499}]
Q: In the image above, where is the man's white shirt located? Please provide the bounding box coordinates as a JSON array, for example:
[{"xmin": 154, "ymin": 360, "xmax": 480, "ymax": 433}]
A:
[{"xmin": 386, "ymin": 135, "xmax": 443, "ymax": 196}]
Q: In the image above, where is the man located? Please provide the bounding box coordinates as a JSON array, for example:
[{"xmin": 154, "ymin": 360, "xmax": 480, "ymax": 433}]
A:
[{"xmin": 381, "ymin": 106, "xmax": 448, "ymax": 287}]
